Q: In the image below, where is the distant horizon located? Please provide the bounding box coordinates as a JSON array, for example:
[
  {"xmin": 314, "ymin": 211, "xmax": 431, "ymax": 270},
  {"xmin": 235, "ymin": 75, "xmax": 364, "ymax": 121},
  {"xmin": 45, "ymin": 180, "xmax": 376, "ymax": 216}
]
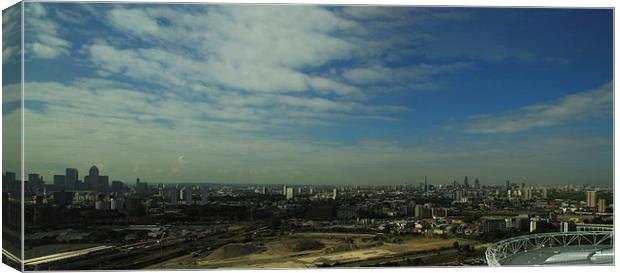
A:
[
  {"xmin": 3, "ymin": 4, "xmax": 613, "ymax": 186},
  {"xmin": 6, "ymin": 168, "xmax": 614, "ymax": 188}
]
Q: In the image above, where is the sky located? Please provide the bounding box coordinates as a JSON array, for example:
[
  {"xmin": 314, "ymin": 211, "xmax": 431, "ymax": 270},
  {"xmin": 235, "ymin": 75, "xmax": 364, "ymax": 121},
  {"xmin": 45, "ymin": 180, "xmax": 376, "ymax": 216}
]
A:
[{"xmin": 2, "ymin": 3, "xmax": 613, "ymax": 186}]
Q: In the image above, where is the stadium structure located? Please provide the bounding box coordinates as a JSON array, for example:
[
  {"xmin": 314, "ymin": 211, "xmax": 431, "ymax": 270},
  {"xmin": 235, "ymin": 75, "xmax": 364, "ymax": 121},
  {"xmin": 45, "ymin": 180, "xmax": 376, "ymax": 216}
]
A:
[{"xmin": 485, "ymin": 231, "xmax": 614, "ymax": 266}]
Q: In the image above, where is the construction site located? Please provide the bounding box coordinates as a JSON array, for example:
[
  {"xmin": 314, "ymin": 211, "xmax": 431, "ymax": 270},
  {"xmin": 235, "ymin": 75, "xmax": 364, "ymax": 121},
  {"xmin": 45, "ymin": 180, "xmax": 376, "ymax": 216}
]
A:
[{"xmin": 149, "ymin": 231, "xmax": 483, "ymax": 269}]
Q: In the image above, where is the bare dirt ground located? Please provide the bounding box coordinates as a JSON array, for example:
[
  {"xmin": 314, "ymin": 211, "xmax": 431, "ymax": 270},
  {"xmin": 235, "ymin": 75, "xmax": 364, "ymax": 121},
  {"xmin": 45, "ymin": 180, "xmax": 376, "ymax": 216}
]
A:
[{"xmin": 149, "ymin": 232, "xmax": 478, "ymax": 269}]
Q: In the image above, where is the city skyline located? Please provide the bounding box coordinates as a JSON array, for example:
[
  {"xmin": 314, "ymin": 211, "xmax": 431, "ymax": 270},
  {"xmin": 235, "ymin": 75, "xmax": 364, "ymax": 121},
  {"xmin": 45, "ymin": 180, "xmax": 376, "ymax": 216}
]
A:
[
  {"xmin": 9, "ymin": 161, "xmax": 616, "ymax": 188},
  {"xmin": 2, "ymin": 3, "xmax": 613, "ymax": 185}
]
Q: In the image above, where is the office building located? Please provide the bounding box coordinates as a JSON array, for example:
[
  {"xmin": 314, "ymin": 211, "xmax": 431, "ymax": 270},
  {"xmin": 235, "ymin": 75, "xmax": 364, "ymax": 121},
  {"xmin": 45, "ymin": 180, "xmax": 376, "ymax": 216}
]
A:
[
  {"xmin": 482, "ymin": 217, "xmax": 507, "ymax": 233},
  {"xmin": 98, "ymin": 176, "xmax": 109, "ymax": 193},
  {"xmin": 4, "ymin": 172, "xmax": 18, "ymax": 196},
  {"xmin": 84, "ymin": 166, "xmax": 100, "ymax": 191},
  {"xmin": 84, "ymin": 166, "xmax": 108, "ymax": 192},
  {"xmin": 28, "ymin": 173, "xmax": 44, "ymax": 194},
  {"xmin": 53, "ymin": 175, "xmax": 66, "ymax": 191},
  {"xmin": 110, "ymin": 181, "xmax": 125, "ymax": 192},
  {"xmin": 65, "ymin": 168, "xmax": 79, "ymax": 191}
]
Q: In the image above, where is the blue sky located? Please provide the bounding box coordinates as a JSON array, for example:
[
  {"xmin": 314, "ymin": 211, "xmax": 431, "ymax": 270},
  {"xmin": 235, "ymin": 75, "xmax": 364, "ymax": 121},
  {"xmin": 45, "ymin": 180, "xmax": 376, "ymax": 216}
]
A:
[{"xmin": 3, "ymin": 3, "xmax": 613, "ymax": 186}]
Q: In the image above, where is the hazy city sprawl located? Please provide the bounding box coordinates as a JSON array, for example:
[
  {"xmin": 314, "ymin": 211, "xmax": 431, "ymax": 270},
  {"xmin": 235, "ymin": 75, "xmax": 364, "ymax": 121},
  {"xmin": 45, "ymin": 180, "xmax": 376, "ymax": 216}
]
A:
[{"xmin": 2, "ymin": 2, "xmax": 614, "ymax": 270}]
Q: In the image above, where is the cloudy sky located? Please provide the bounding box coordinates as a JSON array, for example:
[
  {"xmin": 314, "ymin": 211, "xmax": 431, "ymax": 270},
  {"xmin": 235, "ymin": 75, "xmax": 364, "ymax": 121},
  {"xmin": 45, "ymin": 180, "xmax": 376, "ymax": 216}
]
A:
[{"xmin": 2, "ymin": 3, "xmax": 613, "ymax": 186}]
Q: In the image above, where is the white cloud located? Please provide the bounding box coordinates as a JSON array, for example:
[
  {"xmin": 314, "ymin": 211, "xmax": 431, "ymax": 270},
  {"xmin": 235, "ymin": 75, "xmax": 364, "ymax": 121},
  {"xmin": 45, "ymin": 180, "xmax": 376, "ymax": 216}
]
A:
[
  {"xmin": 108, "ymin": 8, "xmax": 160, "ymax": 36},
  {"xmin": 343, "ymin": 62, "xmax": 468, "ymax": 85},
  {"xmin": 18, "ymin": 79, "xmax": 612, "ymax": 185},
  {"xmin": 2, "ymin": 4, "xmax": 21, "ymax": 63},
  {"xmin": 24, "ymin": 3, "xmax": 72, "ymax": 59},
  {"xmin": 95, "ymin": 6, "xmax": 365, "ymax": 97},
  {"xmin": 464, "ymin": 82, "xmax": 613, "ymax": 133},
  {"xmin": 18, "ymin": 80, "xmax": 408, "ymax": 183},
  {"xmin": 31, "ymin": 42, "xmax": 64, "ymax": 59}
]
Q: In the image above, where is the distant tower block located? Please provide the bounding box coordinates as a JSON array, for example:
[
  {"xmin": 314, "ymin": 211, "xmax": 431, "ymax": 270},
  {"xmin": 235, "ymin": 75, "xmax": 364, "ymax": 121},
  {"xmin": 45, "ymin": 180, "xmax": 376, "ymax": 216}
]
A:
[
  {"xmin": 598, "ymin": 199, "xmax": 606, "ymax": 213},
  {"xmin": 522, "ymin": 188, "xmax": 532, "ymax": 200},
  {"xmin": 332, "ymin": 188, "xmax": 338, "ymax": 200},
  {"xmin": 282, "ymin": 185, "xmax": 287, "ymax": 196},
  {"xmin": 183, "ymin": 187, "xmax": 193, "ymax": 205},
  {"xmin": 170, "ymin": 187, "xmax": 179, "ymax": 205},
  {"xmin": 586, "ymin": 191, "xmax": 597, "ymax": 208},
  {"xmin": 286, "ymin": 187, "xmax": 294, "ymax": 200},
  {"xmin": 201, "ymin": 186, "xmax": 208, "ymax": 205}
]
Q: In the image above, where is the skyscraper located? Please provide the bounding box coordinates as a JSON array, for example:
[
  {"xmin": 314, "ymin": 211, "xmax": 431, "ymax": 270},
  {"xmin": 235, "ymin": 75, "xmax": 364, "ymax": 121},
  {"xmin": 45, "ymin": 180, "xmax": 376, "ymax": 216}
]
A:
[
  {"xmin": 53, "ymin": 175, "xmax": 66, "ymax": 191},
  {"xmin": 85, "ymin": 166, "xmax": 100, "ymax": 191},
  {"xmin": 332, "ymin": 188, "xmax": 338, "ymax": 200},
  {"xmin": 84, "ymin": 166, "xmax": 109, "ymax": 192},
  {"xmin": 28, "ymin": 173, "xmax": 41, "ymax": 183},
  {"xmin": 27, "ymin": 173, "xmax": 44, "ymax": 194},
  {"xmin": 474, "ymin": 178, "xmax": 480, "ymax": 189},
  {"xmin": 463, "ymin": 176, "xmax": 469, "ymax": 189},
  {"xmin": 65, "ymin": 168, "xmax": 78, "ymax": 191},
  {"xmin": 4, "ymin": 172, "xmax": 18, "ymax": 196},
  {"xmin": 586, "ymin": 191, "xmax": 597, "ymax": 208},
  {"xmin": 98, "ymin": 175, "xmax": 109, "ymax": 192}
]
